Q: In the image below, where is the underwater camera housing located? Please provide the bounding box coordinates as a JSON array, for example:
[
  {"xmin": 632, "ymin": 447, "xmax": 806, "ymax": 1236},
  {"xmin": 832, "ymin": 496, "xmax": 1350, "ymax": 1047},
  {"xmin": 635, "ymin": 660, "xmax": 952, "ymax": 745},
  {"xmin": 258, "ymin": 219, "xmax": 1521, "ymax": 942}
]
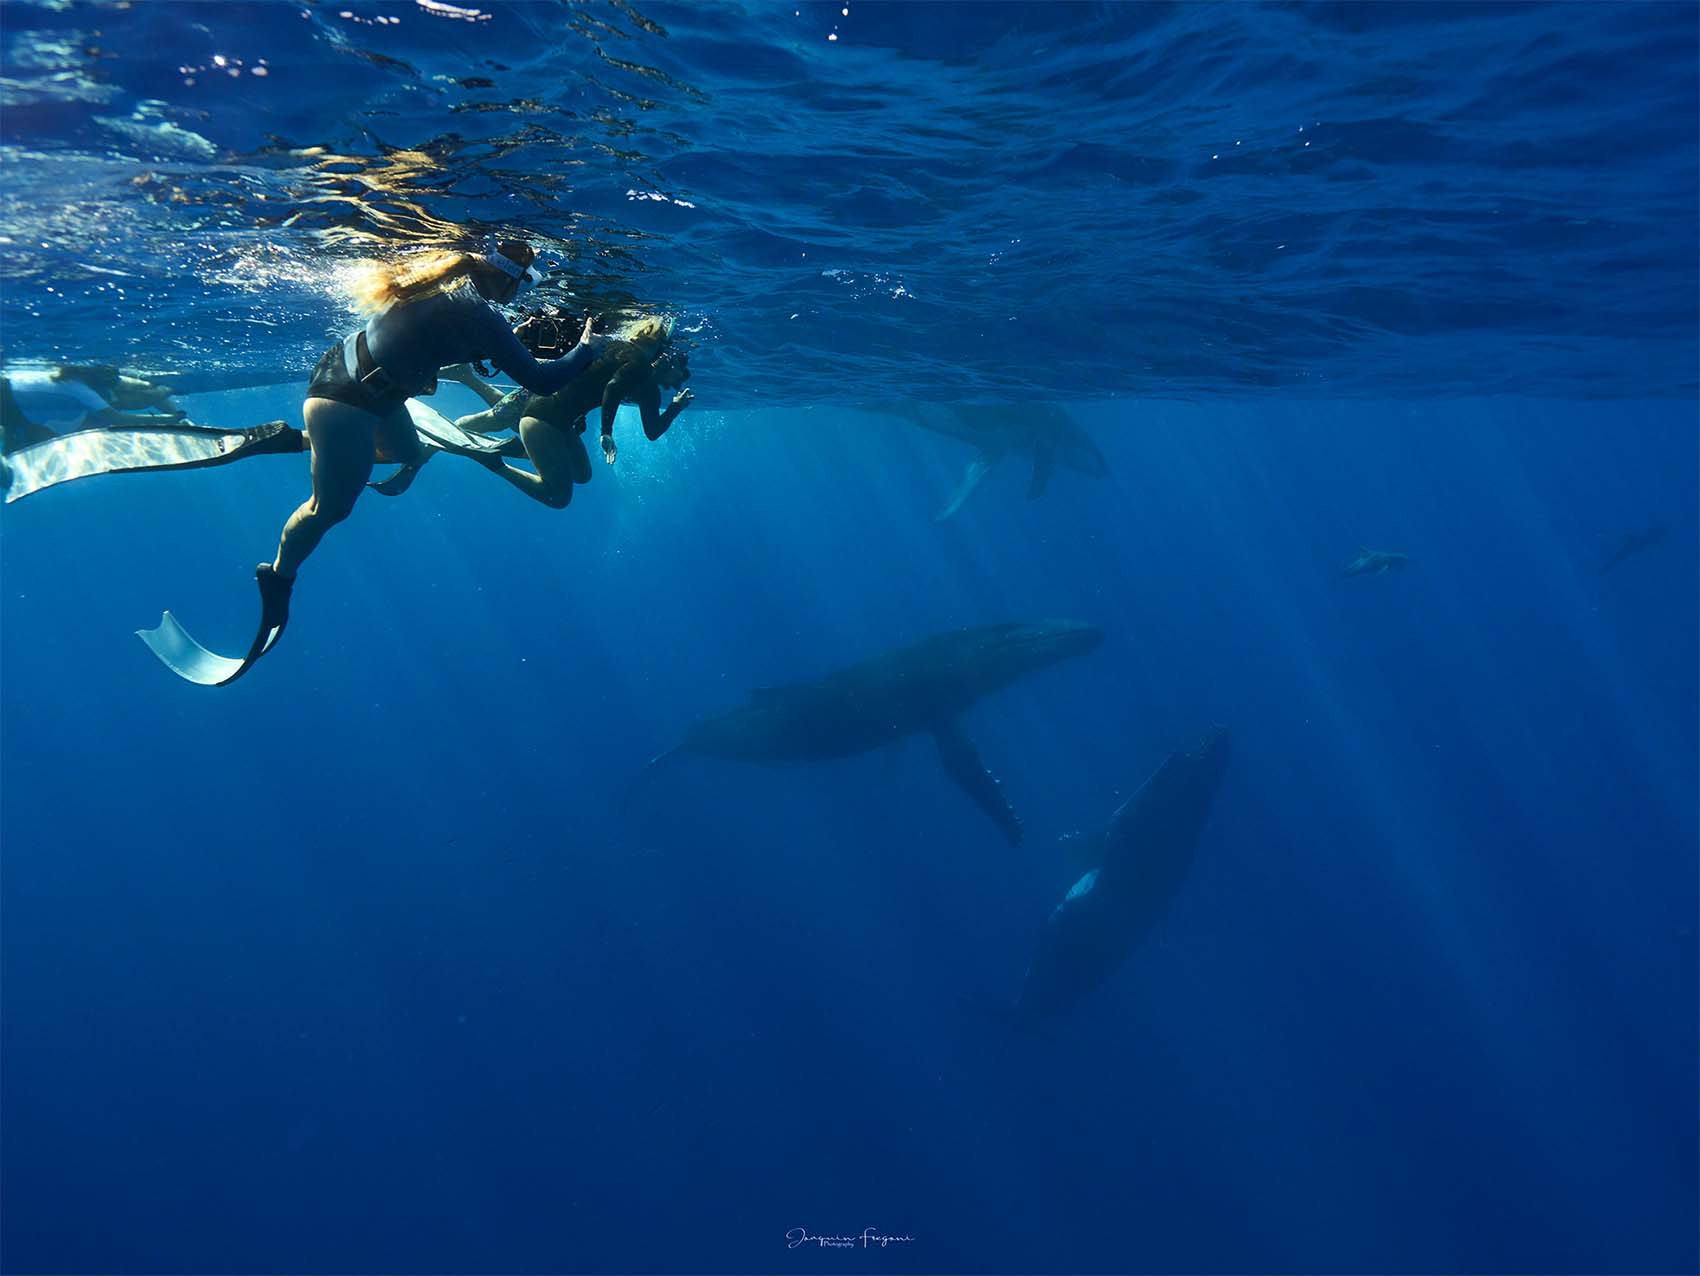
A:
[
  {"xmin": 513, "ymin": 308, "xmax": 692, "ymax": 383},
  {"xmin": 514, "ymin": 306, "xmax": 580, "ymax": 360}
]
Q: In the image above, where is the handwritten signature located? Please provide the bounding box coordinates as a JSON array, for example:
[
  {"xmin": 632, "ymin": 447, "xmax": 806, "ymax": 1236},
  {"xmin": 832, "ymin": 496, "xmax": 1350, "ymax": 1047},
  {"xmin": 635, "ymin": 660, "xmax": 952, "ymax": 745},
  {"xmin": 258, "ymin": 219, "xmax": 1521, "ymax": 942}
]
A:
[{"xmin": 787, "ymin": 1227, "xmax": 915, "ymax": 1250}]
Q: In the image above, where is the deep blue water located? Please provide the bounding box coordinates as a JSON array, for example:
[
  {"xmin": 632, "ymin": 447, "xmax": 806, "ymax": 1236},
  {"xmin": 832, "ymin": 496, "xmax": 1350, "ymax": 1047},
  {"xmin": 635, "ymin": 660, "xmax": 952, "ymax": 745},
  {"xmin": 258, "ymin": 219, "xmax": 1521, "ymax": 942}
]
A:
[{"xmin": 3, "ymin": 4, "xmax": 1698, "ymax": 1275}]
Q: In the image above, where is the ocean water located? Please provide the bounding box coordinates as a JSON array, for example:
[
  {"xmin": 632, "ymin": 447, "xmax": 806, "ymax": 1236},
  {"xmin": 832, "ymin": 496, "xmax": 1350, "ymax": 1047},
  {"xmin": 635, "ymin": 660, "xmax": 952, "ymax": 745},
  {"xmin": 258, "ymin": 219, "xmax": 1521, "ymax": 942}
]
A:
[{"xmin": 1, "ymin": 4, "xmax": 1696, "ymax": 1274}]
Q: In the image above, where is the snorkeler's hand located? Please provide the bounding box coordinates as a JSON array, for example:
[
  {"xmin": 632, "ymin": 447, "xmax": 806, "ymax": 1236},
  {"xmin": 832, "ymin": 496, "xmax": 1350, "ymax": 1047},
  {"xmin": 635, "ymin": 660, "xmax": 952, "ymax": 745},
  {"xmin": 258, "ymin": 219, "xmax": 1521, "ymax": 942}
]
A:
[
  {"xmin": 442, "ymin": 363, "xmax": 478, "ymax": 386},
  {"xmin": 602, "ymin": 435, "xmax": 617, "ymax": 465},
  {"xmin": 670, "ymin": 388, "xmax": 694, "ymax": 412}
]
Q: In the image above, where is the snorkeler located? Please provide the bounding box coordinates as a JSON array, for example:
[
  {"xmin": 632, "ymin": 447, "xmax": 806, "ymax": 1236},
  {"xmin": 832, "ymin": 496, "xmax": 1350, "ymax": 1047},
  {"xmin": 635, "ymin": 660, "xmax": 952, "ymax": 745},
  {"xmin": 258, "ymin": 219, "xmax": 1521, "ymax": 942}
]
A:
[
  {"xmin": 2, "ymin": 363, "xmax": 186, "ymax": 452},
  {"xmin": 139, "ymin": 240, "xmax": 604, "ymax": 686},
  {"xmin": 374, "ymin": 314, "xmax": 693, "ymax": 508}
]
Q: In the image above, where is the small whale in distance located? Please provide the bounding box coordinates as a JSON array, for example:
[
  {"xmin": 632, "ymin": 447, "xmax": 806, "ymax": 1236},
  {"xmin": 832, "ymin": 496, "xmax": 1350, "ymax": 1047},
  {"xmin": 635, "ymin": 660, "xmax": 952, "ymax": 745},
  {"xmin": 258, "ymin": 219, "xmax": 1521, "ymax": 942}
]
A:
[
  {"xmin": 1341, "ymin": 546, "xmax": 1408, "ymax": 578},
  {"xmin": 1599, "ymin": 521, "xmax": 1668, "ymax": 575}
]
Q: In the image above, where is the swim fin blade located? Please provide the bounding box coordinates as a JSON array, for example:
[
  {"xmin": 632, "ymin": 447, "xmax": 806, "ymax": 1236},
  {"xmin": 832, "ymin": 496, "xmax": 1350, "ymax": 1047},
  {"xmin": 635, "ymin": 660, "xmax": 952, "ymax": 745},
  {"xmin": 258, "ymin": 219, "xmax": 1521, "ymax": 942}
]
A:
[
  {"xmin": 369, "ymin": 462, "xmax": 422, "ymax": 496},
  {"xmin": 137, "ymin": 564, "xmax": 291, "ymax": 686}
]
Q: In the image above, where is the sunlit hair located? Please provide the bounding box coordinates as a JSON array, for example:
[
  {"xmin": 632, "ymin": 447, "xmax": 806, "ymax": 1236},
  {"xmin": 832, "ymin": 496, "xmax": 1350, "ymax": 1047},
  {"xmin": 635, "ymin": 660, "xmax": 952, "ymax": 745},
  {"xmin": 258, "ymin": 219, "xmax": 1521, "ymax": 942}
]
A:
[
  {"xmin": 615, "ymin": 316, "xmax": 671, "ymax": 347},
  {"xmin": 343, "ymin": 249, "xmax": 482, "ymax": 314}
]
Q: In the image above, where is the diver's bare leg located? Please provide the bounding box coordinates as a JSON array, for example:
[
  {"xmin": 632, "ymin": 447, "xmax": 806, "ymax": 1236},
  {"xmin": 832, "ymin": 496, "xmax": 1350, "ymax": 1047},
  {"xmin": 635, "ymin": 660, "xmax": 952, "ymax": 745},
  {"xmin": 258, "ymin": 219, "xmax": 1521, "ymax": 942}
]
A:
[
  {"xmin": 477, "ymin": 413, "xmax": 576, "ymax": 509},
  {"xmin": 274, "ymin": 398, "xmax": 377, "ymax": 577},
  {"xmin": 441, "ymin": 363, "xmax": 510, "ymax": 408}
]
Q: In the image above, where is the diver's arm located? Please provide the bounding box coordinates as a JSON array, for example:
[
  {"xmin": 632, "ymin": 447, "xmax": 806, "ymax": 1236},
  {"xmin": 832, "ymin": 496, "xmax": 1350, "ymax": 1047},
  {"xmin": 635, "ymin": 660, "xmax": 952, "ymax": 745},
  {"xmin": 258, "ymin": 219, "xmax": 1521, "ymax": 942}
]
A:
[
  {"xmin": 638, "ymin": 383, "xmax": 692, "ymax": 441},
  {"xmin": 484, "ymin": 312, "xmax": 598, "ymax": 396},
  {"xmin": 598, "ymin": 377, "xmax": 627, "ymax": 464}
]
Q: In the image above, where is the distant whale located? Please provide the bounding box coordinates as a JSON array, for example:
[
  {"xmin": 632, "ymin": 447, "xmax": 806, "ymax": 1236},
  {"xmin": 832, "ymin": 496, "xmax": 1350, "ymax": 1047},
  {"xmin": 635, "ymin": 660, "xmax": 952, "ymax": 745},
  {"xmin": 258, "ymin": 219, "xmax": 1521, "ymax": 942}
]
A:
[
  {"xmin": 1599, "ymin": 521, "xmax": 1668, "ymax": 575},
  {"xmin": 1341, "ymin": 546, "xmax": 1408, "ymax": 577},
  {"xmin": 1014, "ymin": 725, "xmax": 1231, "ymax": 1023},
  {"xmin": 639, "ymin": 620, "xmax": 1105, "ymax": 845},
  {"xmin": 871, "ymin": 402, "xmax": 1110, "ymax": 522}
]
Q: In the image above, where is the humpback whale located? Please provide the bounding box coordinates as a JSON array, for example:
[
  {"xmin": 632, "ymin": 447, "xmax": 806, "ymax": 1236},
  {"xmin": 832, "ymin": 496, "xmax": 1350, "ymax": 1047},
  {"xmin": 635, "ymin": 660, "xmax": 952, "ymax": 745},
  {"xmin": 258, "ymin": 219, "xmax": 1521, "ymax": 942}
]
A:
[
  {"xmin": 1599, "ymin": 521, "xmax": 1668, "ymax": 575},
  {"xmin": 871, "ymin": 402, "xmax": 1110, "ymax": 522},
  {"xmin": 1341, "ymin": 546, "xmax": 1408, "ymax": 577},
  {"xmin": 1014, "ymin": 725, "xmax": 1230, "ymax": 1023},
  {"xmin": 639, "ymin": 620, "xmax": 1104, "ymax": 845}
]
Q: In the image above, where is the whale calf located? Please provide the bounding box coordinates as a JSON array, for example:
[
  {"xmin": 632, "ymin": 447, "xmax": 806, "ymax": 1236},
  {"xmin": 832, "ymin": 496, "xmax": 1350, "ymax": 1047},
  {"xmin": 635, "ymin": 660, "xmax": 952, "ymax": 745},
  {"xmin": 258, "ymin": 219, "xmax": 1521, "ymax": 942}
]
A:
[
  {"xmin": 1014, "ymin": 725, "xmax": 1231, "ymax": 1023},
  {"xmin": 1599, "ymin": 521, "xmax": 1668, "ymax": 575}
]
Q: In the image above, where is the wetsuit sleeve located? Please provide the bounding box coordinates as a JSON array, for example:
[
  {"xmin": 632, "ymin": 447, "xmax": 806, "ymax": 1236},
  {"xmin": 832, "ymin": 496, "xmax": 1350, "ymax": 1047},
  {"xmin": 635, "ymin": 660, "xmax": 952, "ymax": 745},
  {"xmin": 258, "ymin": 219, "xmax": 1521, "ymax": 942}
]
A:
[
  {"xmin": 600, "ymin": 364, "xmax": 644, "ymax": 438},
  {"xmin": 632, "ymin": 381, "xmax": 667, "ymax": 441},
  {"xmin": 472, "ymin": 301, "xmax": 596, "ymax": 395}
]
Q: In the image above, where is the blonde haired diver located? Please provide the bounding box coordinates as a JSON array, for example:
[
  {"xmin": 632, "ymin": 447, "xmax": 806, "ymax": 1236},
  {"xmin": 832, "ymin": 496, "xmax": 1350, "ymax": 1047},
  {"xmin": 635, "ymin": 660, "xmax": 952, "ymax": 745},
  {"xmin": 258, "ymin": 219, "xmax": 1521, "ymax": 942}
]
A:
[
  {"xmin": 372, "ymin": 312, "xmax": 693, "ymax": 508},
  {"xmin": 138, "ymin": 240, "xmax": 602, "ymax": 686}
]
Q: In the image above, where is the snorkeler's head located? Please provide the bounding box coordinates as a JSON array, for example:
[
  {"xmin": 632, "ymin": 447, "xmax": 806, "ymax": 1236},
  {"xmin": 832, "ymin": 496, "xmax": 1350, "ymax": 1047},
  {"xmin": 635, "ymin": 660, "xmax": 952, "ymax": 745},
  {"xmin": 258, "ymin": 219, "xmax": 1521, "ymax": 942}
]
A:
[
  {"xmin": 620, "ymin": 315, "xmax": 674, "ymax": 352},
  {"xmin": 652, "ymin": 347, "xmax": 690, "ymax": 389},
  {"xmin": 477, "ymin": 240, "xmax": 543, "ymax": 299}
]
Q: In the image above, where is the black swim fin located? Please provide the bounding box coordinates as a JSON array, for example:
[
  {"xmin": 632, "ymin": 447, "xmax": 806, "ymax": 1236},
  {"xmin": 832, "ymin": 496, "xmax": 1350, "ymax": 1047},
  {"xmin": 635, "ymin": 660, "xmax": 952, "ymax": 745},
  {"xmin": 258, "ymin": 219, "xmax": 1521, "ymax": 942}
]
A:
[
  {"xmin": 137, "ymin": 563, "xmax": 293, "ymax": 686},
  {"xmin": 370, "ymin": 462, "xmax": 424, "ymax": 497}
]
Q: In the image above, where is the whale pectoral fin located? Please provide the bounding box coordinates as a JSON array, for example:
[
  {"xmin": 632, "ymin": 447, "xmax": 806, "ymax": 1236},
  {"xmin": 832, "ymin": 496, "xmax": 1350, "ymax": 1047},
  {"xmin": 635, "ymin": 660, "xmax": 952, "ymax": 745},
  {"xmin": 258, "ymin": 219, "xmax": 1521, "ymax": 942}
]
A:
[
  {"xmin": 935, "ymin": 451, "xmax": 998, "ymax": 522},
  {"xmin": 931, "ymin": 719, "xmax": 1023, "ymax": 846},
  {"xmin": 1028, "ymin": 441, "xmax": 1056, "ymax": 500}
]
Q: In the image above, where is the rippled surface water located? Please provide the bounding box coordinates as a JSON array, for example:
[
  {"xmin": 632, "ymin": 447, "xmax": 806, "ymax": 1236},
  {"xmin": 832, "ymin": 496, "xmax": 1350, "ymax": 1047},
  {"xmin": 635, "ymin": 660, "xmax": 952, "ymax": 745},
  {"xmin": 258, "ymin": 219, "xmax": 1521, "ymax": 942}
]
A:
[{"xmin": 2, "ymin": 0, "xmax": 1696, "ymax": 400}]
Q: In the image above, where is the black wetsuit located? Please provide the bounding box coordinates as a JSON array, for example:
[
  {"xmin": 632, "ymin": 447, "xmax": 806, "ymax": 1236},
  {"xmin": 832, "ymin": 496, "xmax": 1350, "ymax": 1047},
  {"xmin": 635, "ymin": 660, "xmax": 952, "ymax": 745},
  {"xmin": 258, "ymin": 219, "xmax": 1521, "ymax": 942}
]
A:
[
  {"xmin": 308, "ymin": 279, "xmax": 597, "ymax": 416},
  {"xmin": 520, "ymin": 340, "xmax": 668, "ymax": 445}
]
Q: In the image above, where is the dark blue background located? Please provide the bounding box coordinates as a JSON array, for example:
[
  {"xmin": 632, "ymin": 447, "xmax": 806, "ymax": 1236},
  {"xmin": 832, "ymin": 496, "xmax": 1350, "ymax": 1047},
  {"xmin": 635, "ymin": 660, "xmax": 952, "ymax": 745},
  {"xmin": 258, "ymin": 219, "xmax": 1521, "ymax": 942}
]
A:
[{"xmin": 4, "ymin": 388, "xmax": 1695, "ymax": 1273}]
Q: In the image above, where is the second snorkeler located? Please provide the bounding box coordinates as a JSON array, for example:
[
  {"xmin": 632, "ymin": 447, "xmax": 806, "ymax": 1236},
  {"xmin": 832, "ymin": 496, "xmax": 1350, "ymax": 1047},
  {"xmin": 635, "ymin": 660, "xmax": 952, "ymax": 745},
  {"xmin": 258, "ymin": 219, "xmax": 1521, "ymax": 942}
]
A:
[{"xmin": 376, "ymin": 309, "xmax": 693, "ymax": 508}]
